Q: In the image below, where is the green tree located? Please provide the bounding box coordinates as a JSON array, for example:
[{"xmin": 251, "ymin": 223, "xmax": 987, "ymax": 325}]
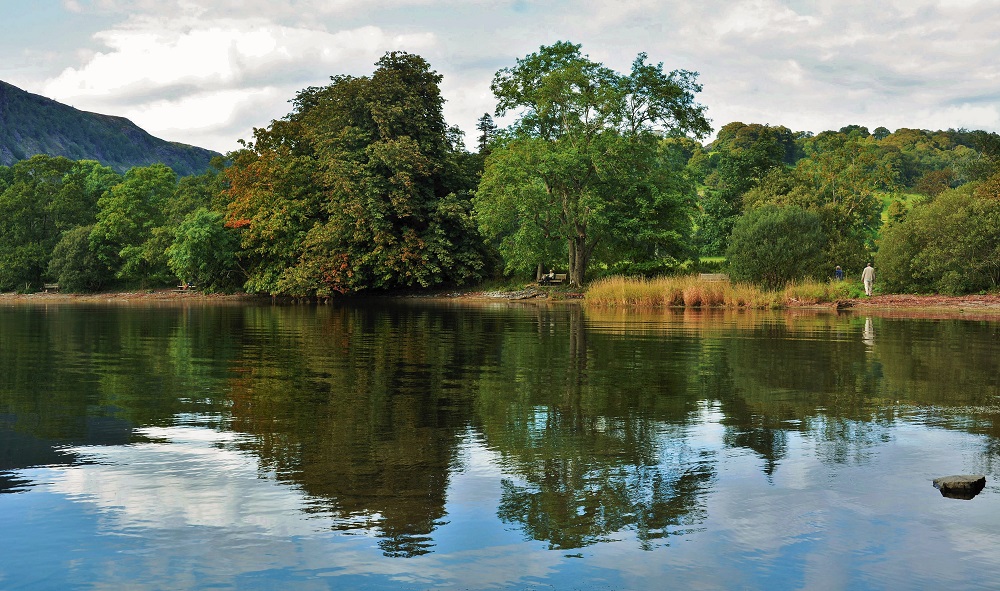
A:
[
  {"xmin": 0, "ymin": 155, "xmax": 104, "ymax": 290},
  {"xmin": 877, "ymin": 180, "xmax": 1000, "ymax": 294},
  {"xmin": 50, "ymin": 160, "xmax": 119, "ymax": 232},
  {"xmin": 839, "ymin": 125, "xmax": 870, "ymax": 138},
  {"xmin": 742, "ymin": 133, "xmax": 898, "ymax": 272},
  {"xmin": 224, "ymin": 52, "xmax": 488, "ymax": 295},
  {"xmin": 879, "ymin": 128, "xmax": 959, "ymax": 187},
  {"xmin": 799, "ymin": 134, "xmax": 898, "ymax": 268},
  {"xmin": 726, "ymin": 205, "xmax": 827, "ymax": 289},
  {"xmin": 476, "ymin": 113, "xmax": 498, "ymax": 154},
  {"xmin": 0, "ymin": 156, "xmax": 120, "ymax": 291},
  {"xmin": 955, "ymin": 130, "xmax": 1000, "ymax": 182},
  {"xmin": 475, "ymin": 41, "xmax": 710, "ymax": 284},
  {"xmin": 223, "ymin": 120, "xmax": 320, "ymax": 294},
  {"xmin": 90, "ymin": 164, "xmax": 178, "ymax": 285},
  {"xmin": 149, "ymin": 164, "xmax": 230, "ymax": 288},
  {"xmin": 48, "ymin": 224, "xmax": 114, "ymax": 291},
  {"xmin": 696, "ymin": 122, "xmax": 794, "ymax": 255},
  {"xmin": 166, "ymin": 208, "xmax": 240, "ymax": 291},
  {"xmin": 712, "ymin": 122, "xmax": 793, "ymax": 195}
]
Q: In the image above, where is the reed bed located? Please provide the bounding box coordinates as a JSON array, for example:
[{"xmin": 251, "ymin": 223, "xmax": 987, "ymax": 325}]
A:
[{"xmin": 585, "ymin": 275, "xmax": 849, "ymax": 309}]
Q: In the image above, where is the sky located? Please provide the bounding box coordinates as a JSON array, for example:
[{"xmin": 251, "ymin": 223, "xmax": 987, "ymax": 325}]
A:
[{"xmin": 2, "ymin": 0, "xmax": 999, "ymax": 154}]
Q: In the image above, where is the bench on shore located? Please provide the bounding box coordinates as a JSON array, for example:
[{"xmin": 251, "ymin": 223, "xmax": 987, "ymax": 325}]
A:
[
  {"xmin": 698, "ymin": 273, "xmax": 729, "ymax": 282},
  {"xmin": 539, "ymin": 273, "xmax": 567, "ymax": 285},
  {"xmin": 43, "ymin": 283, "xmax": 60, "ymax": 292}
]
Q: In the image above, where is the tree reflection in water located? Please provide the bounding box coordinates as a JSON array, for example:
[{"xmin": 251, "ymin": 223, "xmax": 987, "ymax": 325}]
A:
[
  {"xmin": 5, "ymin": 302, "xmax": 1000, "ymax": 562},
  {"xmin": 478, "ymin": 306, "xmax": 714, "ymax": 550},
  {"xmin": 226, "ymin": 304, "xmax": 482, "ymax": 557}
]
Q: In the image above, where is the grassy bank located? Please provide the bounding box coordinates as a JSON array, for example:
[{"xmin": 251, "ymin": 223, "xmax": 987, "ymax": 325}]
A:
[{"xmin": 584, "ymin": 275, "xmax": 862, "ymax": 309}]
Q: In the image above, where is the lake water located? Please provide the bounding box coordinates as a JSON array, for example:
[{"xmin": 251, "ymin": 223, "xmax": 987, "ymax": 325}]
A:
[{"xmin": 2, "ymin": 300, "xmax": 1000, "ymax": 590}]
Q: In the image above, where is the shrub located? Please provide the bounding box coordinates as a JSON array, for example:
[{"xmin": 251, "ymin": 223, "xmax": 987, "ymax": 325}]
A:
[
  {"xmin": 166, "ymin": 208, "xmax": 241, "ymax": 291},
  {"xmin": 876, "ymin": 183, "xmax": 1000, "ymax": 294},
  {"xmin": 48, "ymin": 225, "xmax": 113, "ymax": 292},
  {"xmin": 726, "ymin": 205, "xmax": 826, "ymax": 290}
]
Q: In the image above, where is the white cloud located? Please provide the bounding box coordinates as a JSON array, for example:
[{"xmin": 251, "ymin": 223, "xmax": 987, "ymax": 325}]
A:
[
  {"xmin": 31, "ymin": 424, "xmax": 566, "ymax": 589},
  {"xmin": 711, "ymin": 0, "xmax": 820, "ymax": 37},
  {"xmin": 42, "ymin": 15, "xmax": 438, "ymax": 151},
  {"xmin": 121, "ymin": 86, "xmax": 285, "ymax": 149},
  {"xmin": 55, "ymin": 426, "xmax": 320, "ymax": 533},
  {"xmin": 5, "ymin": 0, "xmax": 1000, "ymax": 152},
  {"xmin": 46, "ymin": 20, "xmax": 436, "ymax": 98}
]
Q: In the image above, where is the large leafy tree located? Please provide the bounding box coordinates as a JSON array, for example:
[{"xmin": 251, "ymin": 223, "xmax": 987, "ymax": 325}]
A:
[
  {"xmin": 224, "ymin": 119, "xmax": 319, "ymax": 293},
  {"xmin": 795, "ymin": 134, "xmax": 898, "ymax": 268},
  {"xmin": 166, "ymin": 208, "xmax": 240, "ymax": 291},
  {"xmin": 712, "ymin": 122, "xmax": 796, "ymax": 196},
  {"xmin": 224, "ymin": 52, "xmax": 488, "ymax": 295},
  {"xmin": 0, "ymin": 155, "xmax": 73, "ymax": 290},
  {"xmin": 696, "ymin": 122, "xmax": 795, "ymax": 255},
  {"xmin": 48, "ymin": 224, "xmax": 114, "ymax": 292},
  {"xmin": 475, "ymin": 41, "xmax": 711, "ymax": 285},
  {"xmin": 90, "ymin": 163, "xmax": 178, "ymax": 285}
]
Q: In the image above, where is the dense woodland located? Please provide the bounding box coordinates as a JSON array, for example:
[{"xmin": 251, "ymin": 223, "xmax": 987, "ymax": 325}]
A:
[{"xmin": 1, "ymin": 43, "xmax": 999, "ymax": 296}]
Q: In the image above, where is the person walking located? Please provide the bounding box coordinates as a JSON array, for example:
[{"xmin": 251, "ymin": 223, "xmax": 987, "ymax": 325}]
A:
[
  {"xmin": 861, "ymin": 263, "xmax": 875, "ymax": 296},
  {"xmin": 835, "ymin": 265, "xmax": 844, "ymax": 281}
]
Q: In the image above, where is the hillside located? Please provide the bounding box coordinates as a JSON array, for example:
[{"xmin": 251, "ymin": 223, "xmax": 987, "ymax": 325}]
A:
[{"xmin": 0, "ymin": 80, "xmax": 220, "ymax": 175}]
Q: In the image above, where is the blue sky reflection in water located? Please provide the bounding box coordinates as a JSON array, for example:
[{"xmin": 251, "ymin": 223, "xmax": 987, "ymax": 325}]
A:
[{"xmin": 2, "ymin": 303, "xmax": 1000, "ymax": 590}]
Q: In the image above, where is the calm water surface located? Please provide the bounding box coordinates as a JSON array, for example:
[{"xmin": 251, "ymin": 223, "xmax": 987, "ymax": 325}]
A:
[{"xmin": 2, "ymin": 301, "xmax": 1000, "ymax": 590}]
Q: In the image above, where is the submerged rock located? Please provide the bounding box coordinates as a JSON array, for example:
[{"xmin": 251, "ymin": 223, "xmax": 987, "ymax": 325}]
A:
[
  {"xmin": 932, "ymin": 474, "xmax": 986, "ymax": 500},
  {"xmin": 484, "ymin": 288, "xmax": 545, "ymax": 300}
]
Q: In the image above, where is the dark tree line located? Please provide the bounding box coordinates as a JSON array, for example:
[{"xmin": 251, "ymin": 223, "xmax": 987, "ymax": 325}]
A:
[
  {"xmin": 4, "ymin": 45, "xmax": 1000, "ymax": 296},
  {"xmin": 0, "ymin": 154, "xmax": 236, "ymax": 293}
]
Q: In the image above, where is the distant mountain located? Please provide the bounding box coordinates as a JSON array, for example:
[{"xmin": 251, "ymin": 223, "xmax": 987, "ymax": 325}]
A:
[{"xmin": 0, "ymin": 80, "xmax": 221, "ymax": 175}]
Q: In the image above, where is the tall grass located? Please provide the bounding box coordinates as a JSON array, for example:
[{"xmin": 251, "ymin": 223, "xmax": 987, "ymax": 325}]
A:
[
  {"xmin": 585, "ymin": 275, "xmax": 855, "ymax": 309},
  {"xmin": 784, "ymin": 278, "xmax": 861, "ymax": 302}
]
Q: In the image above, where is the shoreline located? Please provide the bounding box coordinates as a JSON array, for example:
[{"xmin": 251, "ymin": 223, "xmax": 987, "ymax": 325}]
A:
[
  {"xmin": 0, "ymin": 289, "xmax": 263, "ymax": 305},
  {"xmin": 4, "ymin": 289, "xmax": 1000, "ymax": 319},
  {"xmin": 830, "ymin": 293, "xmax": 1000, "ymax": 320}
]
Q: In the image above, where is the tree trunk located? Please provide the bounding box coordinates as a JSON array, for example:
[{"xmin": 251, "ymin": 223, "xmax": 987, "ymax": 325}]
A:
[
  {"xmin": 568, "ymin": 235, "xmax": 588, "ymax": 286},
  {"xmin": 566, "ymin": 238, "xmax": 577, "ymax": 285}
]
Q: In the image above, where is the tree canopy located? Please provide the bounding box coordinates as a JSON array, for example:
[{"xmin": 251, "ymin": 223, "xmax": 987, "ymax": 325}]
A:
[
  {"xmin": 877, "ymin": 177, "xmax": 1000, "ymax": 294},
  {"xmin": 224, "ymin": 52, "xmax": 489, "ymax": 295},
  {"xmin": 695, "ymin": 122, "xmax": 797, "ymax": 255},
  {"xmin": 7, "ymin": 43, "xmax": 1000, "ymax": 298},
  {"xmin": 475, "ymin": 41, "xmax": 711, "ymax": 284},
  {"xmin": 0, "ymin": 156, "xmax": 117, "ymax": 290}
]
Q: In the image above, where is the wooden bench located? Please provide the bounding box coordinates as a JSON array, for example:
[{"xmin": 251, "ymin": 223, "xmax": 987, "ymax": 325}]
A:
[
  {"xmin": 698, "ymin": 273, "xmax": 729, "ymax": 282},
  {"xmin": 539, "ymin": 273, "xmax": 567, "ymax": 285},
  {"xmin": 43, "ymin": 283, "xmax": 60, "ymax": 292}
]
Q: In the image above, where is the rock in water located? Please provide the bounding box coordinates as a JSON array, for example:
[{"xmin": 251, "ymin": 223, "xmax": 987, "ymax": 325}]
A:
[{"xmin": 932, "ymin": 474, "xmax": 986, "ymax": 500}]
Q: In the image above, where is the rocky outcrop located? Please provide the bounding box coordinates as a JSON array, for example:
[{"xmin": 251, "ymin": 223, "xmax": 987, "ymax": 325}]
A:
[{"xmin": 932, "ymin": 474, "xmax": 986, "ymax": 500}]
